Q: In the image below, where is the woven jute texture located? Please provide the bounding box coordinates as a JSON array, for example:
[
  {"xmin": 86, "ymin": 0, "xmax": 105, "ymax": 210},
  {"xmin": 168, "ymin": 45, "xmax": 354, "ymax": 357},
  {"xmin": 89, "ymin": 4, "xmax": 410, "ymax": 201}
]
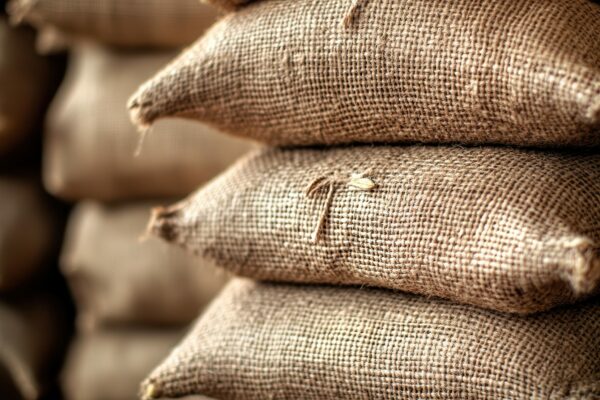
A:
[
  {"xmin": 0, "ymin": 176, "xmax": 57, "ymax": 291},
  {"xmin": 62, "ymin": 329, "xmax": 183, "ymax": 400},
  {"xmin": 0, "ymin": 18, "xmax": 58, "ymax": 155},
  {"xmin": 61, "ymin": 201, "xmax": 229, "ymax": 329},
  {"xmin": 142, "ymin": 279, "xmax": 600, "ymax": 400},
  {"xmin": 44, "ymin": 44, "xmax": 251, "ymax": 201},
  {"xmin": 7, "ymin": 0, "xmax": 220, "ymax": 49},
  {"xmin": 129, "ymin": 0, "xmax": 600, "ymax": 148},
  {"xmin": 149, "ymin": 145, "xmax": 600, "ymax": 314}
]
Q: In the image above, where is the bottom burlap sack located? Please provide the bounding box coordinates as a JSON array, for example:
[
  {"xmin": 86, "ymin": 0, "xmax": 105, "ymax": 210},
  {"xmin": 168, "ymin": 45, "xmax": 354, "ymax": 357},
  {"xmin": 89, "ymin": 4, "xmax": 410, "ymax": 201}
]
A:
[
  {"xmin": 61, "ymin": 201, "xmax": 229, "ymax": 329},
  {"xmin": 0, "ymin": 176, "xmax": 58, "ymax": 290},
  {"xmin": 149, "ymin": 145, "xmax": 600, "ymax": 314},
  {"xmin": 0, "ymin": 290, "xmax": 71, "ymax": 400},
  {"xmin": 62, "ymin": 329, "xmax": 182, "ymax": 400},
  {"xmin": 142, "ymin": 279, "xmax": 600, "ymax": 400}
]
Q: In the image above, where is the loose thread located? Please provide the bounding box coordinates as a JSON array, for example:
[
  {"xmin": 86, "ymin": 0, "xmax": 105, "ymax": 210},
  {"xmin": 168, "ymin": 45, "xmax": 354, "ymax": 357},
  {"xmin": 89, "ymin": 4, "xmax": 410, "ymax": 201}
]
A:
[
  {"xmin": 305, "ymin": 171, "xmax": 377, "ymax": 244},
  {"xmin": 134, "ymin": 125, "xmax": 153, "ymax": 157},
  {"xmin": 342, "ymin": 0, "xmax": 370, "ymax": 29}
]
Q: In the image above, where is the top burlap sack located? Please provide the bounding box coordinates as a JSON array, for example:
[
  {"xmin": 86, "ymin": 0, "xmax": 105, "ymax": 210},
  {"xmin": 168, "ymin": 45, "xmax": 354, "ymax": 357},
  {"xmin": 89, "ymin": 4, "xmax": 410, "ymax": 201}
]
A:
[
  {"xmin": 148, "ymin": 145, "xmax": 600, "ymax": 315},
  {"xmin": 141, "ymin": 279, "xmax": 600, "ymax": 400},
  {"xmin": 44, "ymin": 44, "xmax": 251, "ymax": 201},
  {"xmin": 7, "ymin": 0, "xmax": 221, "ymax": 50},
  {"xmin": 130, "ymin": 0, "xmax": 600, "ymax": 148}
]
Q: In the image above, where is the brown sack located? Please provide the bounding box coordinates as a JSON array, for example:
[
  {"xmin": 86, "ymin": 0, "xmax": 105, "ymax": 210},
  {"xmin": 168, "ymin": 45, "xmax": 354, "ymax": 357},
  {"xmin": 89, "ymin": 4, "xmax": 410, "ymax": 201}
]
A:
[
  {"xmin": 0, "ymin": 291, "xmax": 71, "ymax": 400},
  {"xmin": 148, "ymin": 146, "xmax": 600, "ymax": 315},
  {"xmin": 44, "ymin": 44, "xmax": 251, "ymax": 201},
  {"xmin": 142, "ymin": 279, "xmax": 600, "ymax": 400},
  {"xmin": 130, "ymin": 0, "xmax": 600, "ymax": 148},
  {"xmin": 8, "ymin": 0, "xmax": 220, "ymax": 50},
  {"xmin": 62, "ymin": 329, "xmax": 182, "ymax": 400},
  {"xmin": 201, "ymin": 0, "xmax": 252, "ymax": 12},
  {"xmin": 0, "ymin": 176, "xmax": 58, "ymax": 291},
  {"xmin": 0, "ymin": 18, "xmax": 59, "ymax": 155},
  {"xmin": 61, "ymin": 201, "xmax": 229, "ymax": 329}
]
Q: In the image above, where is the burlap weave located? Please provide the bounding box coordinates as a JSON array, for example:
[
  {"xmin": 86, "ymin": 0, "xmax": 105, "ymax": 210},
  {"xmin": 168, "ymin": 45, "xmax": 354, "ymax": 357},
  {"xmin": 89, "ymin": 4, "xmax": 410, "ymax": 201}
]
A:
[
  {"xmin": 149, "ymin": 146, "xmax": 600, "ymax": 314},
  {"xmin": 0, "ymin": 18, "xmax": 58, "ymax": 154},
  {"xmin": 62, "ymin": 329, "xmax": 183, "ymax": 400},
  {"xmin": 44, "ymin": 44, "xmax": 251, "ymax": 201},
  {"xmin": 129, "ymin": 0, "xmax": 600, "ymax": 148},
  {"xmin": 8, "ymin": 0, "xmax": 220, "ymax": 49},
  {"xmin": 142, "ymin": 279, "xmax": 600, "ymax": 400},
  {"xmin": 0, "ymin": 176, "xmax": 58, "ymax": 290},
  {"xmin": 61, "ymin": 201, "xmax": 229, "ymax": 329}
]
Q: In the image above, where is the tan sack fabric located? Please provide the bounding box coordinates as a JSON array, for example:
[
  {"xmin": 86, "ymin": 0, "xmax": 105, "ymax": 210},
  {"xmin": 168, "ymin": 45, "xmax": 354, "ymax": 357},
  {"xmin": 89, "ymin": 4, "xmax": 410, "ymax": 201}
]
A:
[
  {"xmin": 141, "ymin": 279, "xmax": 600, "ymax": 400},
  {"xmin": 0, "ymin": 18, "xmax": 58, "ymax": 155},
  {"xmin": 148, "ymin": 146, "xmax": 600, "ymax": 315},
  {"xmin": 0, "ymin": 291, "xmax": 70, "ymax": 400},
  {"xmin": 8, "ymin": 0, "xmax": 220, "ymax": 49},
  {"xmin": 62, "ymin": 329, "xmax": 182, "ymax": 400},
  {"xmin": 130, "ymin": 0, "xmax": 600, "ymax": 148},
  {"xmin": 44, "ymin": 44, "xmax": 251, "ymax": 201},
  {"xmin": 0, "ymin": 176, "xmax": 57, "ymax": 290},
  {"xmin": 61, "ymin": 201, "xmax": 229, "ymax": 329}
]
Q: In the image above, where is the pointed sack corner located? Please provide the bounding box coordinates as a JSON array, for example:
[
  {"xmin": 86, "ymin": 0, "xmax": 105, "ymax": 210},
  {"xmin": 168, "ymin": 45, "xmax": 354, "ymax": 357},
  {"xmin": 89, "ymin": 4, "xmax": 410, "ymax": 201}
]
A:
[
  {"xmin": 142, "ymin": 205, "xmax": 183, "ymax": 244},
  {"xmin": 563, "ymin": 238, "xmax": 600, "ymax": 295},
  {"xmin": 140, "ymin": 381, "xmax": 161, "ymax": 400}
]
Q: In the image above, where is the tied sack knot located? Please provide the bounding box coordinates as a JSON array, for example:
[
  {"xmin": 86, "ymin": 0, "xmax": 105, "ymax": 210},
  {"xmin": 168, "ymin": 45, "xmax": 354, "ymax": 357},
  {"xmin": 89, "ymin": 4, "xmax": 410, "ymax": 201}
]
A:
[{"xmin": 305, "ymin": 170, "xmax": 377, "ymax": 244}]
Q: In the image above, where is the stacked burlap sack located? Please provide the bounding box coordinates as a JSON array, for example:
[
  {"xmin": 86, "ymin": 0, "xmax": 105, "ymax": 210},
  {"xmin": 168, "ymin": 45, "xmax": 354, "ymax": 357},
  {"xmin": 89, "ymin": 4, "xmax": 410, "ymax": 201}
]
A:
[
  {"xmin": 1, "ymin": 6, "xmax": 72, "ymax": 399},
  {"xmin": 7, "ymin": 0, "xmax": 253, "ymax": 399},
  {"xmin": 126, "ymin": 0, "xmax": 600, "ymax": 398}
]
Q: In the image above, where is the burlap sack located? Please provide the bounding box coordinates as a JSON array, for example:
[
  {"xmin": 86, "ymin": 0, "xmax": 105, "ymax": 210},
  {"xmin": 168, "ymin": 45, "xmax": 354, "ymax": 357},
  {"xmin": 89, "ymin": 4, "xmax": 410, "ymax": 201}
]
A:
[
  {"xmin": 44, "ymin": 44, "xmax": 251, "ymax": 201},
  {"xmin": 0, "ymin": 176, "xmax": 58, "ymax": 291},
  {"xmin": 142, "ymin": 279, "xmax": 600, "ymax": 400},
  {"xmin": 62, "ymin": 329, "xmax": 182, "ymax": 400},
  {"xmin": 0, "ymin": 291, "xmax": 70, "ymax": 400},
  {"xmin": 0, "ymin": 18, "xmax": 59, "ymax": 155},
  {"xmin": 61, "ymin": 201, "xmax": 229, "ymax": 329},
  {"xmin": 129, "ymin": 0, "xmax": 600, "ymax": 148},
  {"xmin": 7, "ymin": 0, "xmax": 220, "ymax": 49},
  {"xmin": 148, "ymin": 146, "xmax": 600, "ymax": 315}
]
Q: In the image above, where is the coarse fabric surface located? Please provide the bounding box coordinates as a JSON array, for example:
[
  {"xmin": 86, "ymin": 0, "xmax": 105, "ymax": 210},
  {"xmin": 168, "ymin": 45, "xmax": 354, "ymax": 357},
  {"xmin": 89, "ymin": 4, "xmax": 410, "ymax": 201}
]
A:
[
  {"xmin": 148, "ymin": 145, "xmax": 600, "ymax": 314},
  {"xmin": 141, "ymin": 279, "xmax": 600, "ymax": 400},
  {"xmin": 129, "ymin": 0, "xmax": 600, "ymax": 148},
  {"xmin": 61, "ymin": 201, "xmax": 229, "ymax": 329},
  {"xmin": 44, "ymin": 44, "xmax": 251, "ymax": 201}
]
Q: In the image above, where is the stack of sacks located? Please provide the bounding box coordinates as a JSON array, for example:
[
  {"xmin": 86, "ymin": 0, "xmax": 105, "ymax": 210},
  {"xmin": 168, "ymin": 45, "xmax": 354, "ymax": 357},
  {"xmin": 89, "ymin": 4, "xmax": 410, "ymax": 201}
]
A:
[
  {"xmin": 1, "ymin": 7, "xmax": 71, "ymax": 399},
  {"xmin": 129, "ymin": 0, "xmax": 600, "ymax": 398},
  {"xmin": 6, "ymin": 0, "xmax": 252, "ymax": 399}
]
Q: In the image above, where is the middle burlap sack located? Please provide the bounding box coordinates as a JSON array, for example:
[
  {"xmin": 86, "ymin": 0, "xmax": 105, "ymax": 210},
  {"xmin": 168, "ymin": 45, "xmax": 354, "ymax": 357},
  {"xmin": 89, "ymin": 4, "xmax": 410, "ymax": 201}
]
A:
[
  {"xmin": 148, "ymin": 145, "xmax": 600, "ymax": 314},
  {"xmin": 130, "ymin": 0, "xmax": 600, "ymax": 148},
  {"xmin": 44, "ymin": 43, "xmax": 251, "ymax": 201},
  {"xmin": 61, "ymin": 201, "xmax": 229, "ymax": 329}
]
